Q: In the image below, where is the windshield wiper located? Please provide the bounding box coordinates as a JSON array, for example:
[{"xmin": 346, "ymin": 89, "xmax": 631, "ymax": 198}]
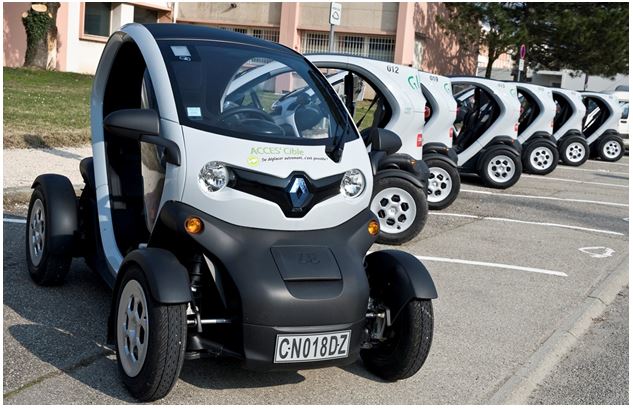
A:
[{"xmin": 325, "ymin": 116, "xmax": 349, "ymax": 163}]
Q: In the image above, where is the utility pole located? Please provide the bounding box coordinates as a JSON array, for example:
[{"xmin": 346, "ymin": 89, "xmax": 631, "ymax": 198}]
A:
[
  {"xmin": 517, "ymin": 44, "xmax": 526, "ymax": 82},
  {"xmin": 328, "ymin": 2, "xmax": 341, "ymax": 52}
]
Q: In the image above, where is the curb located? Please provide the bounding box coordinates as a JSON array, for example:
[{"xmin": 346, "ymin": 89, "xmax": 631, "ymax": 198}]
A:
[{"xmin": 487, "ymin": 255, "xmax": 629, "ymax": 404}]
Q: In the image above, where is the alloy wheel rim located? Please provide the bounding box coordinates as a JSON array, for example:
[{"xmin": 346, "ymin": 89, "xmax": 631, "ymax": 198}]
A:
[
  {"xmin": 603, "ymin": 140, "xmax": 621, "ymax": 159},
  {"xmin": 566, "ymin": 142, "xmax": 585, "ymax": 163},
  {"xmin": 529, "ymin": 146, "xmax": 554, "ymax": 171},
  {"xmin": 28, "ymin": 199, "xmax": 45, "ymax": 266},
  {"xmin": 117, "ymin": 279, "xmax": 149, "ymax": 377},
  {"xmin": 487, "ymin": 154, "xmax": 515, "ymax": 183},
  {"xmin": 370, "ymin": 187, "xmax": 417, "ymax": 235},
  {"xmin": 427, "ymin": 167, "xmax": 453, "ymax": 203}
]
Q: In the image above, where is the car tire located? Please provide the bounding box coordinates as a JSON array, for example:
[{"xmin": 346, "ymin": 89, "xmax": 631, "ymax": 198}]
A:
[
  {"xmin": 361, "ymin": 299, "xmax": 434, "ymax": 381},
  {"xmin": 425, "ymin": 159, "xmax": 461, "ymax": 210},
  {"xmin": 559, "ymin": 137, "xmax": 589, "ymax": 166},
  {"xmin": 370, "ymin": 177, "xmax": 427, "ymax": 245},
  {"xmin": 115, "ymin": 265, "xmax": 187, "ymax": 402},
  {"xmin": 25, "ymin": 186, "xmax": 72, "ymax": 286},
  {"xmin": 597, "ymin": 135, "xmax": 625, "ymax": 162},
  {"xmin": 479, "ymin": 148, "xmax": 522, "ymax": 189},
  {"xmin": 522, "ymin": 140, "xmax": 559, "ymax": 175}
]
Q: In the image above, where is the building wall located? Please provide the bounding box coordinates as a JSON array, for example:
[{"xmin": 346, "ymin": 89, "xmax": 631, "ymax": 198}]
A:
[
  {"xmin": 4, "ymin": 2, "xmax": 32, "ymax": 68},
  {"xmin": 177, "ymin": 2, "xmax": 281, "ymax": 27},
  {"xmin": 412, "ymin": 2, "xmax": 477, "ymax": 75},
  {"xmin": 298, "ymin": 2, "xmax": 398, "ymax": 34}
]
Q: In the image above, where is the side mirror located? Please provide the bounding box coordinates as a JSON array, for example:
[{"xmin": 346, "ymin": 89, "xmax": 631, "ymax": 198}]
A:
[
  {"xmin": 369, "ymin": 128, "xmax": 402, "ymax": 155},
  {"xmin": 103, "ymin": 109, "xmax": 180, "ymax": 166}
]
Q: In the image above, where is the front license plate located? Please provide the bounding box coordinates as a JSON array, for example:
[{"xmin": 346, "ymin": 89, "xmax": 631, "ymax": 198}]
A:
[{"xmin": 274, "ymin": 330, "xmax": 351, "ymax": 363}]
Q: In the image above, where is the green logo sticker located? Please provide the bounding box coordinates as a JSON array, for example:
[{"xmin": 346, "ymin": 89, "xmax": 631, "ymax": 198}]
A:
[
  {"xmin": 407, "ymin": 75, "xmax": 419, "ymax": 90},
  {"xmin": 247, "ymin": 155, "xmax": 259, "ymax": 167},
  {"xmin": 444, "ymin": 82, "xmax": 451, "ymax": 93}
]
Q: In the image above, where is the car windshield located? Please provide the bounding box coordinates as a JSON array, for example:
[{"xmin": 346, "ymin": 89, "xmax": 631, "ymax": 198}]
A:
[{"xmin": 157, "ymin": 40, "xmax": 354, "ymax": 145}]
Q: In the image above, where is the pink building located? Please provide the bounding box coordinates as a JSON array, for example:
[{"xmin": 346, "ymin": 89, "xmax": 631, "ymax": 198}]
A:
[{"xmin": 4, "ymin": 2, "xmax": 476, "ymax": 75}]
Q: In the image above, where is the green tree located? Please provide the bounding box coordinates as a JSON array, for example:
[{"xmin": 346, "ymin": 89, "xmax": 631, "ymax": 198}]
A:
[
  {"xmin": 522, "ymin": 3, "xmax": 629, "ymax": 80},
  {"xmin": 437, "ymin": 3, "xmax": 524, "ymax": 78}
]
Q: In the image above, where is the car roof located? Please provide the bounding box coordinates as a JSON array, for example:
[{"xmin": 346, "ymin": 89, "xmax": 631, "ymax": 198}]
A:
[{"xmin": 142, "ymin": 23, "xmax": 292, "ymax": 54}]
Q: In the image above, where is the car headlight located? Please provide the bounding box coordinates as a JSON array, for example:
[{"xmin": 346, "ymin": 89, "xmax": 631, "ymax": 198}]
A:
[
  {"xmin": 199, "ymin": 161, "xmax": 229, "ymax": 193},
  {"xmin": 340, "ymin": 169, "xmax": 365, "ymax": 198}
]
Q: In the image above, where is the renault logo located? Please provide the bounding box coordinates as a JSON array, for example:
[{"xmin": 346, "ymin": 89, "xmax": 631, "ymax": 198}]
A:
[{"xmin": 287, "ymin": 176, "xmax": 311, "ymax": 209}]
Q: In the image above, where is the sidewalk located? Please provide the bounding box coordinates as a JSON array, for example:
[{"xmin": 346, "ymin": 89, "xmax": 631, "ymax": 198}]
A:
[{"xmin": 3, "ymin": 146, "xmax": 92, "ymax": 190}]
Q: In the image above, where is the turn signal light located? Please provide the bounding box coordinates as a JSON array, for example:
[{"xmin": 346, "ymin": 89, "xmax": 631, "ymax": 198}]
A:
[
  {"xmin": 185, "ymin": 216, "xmax": 204, "ymax": 234},
  {"xmin": 368, "ymin": 220, "xmax": 380, "ymax": 236},
  {"xmin": 416, "ymin": 133, "xmax": 423, "ymax": 147}
]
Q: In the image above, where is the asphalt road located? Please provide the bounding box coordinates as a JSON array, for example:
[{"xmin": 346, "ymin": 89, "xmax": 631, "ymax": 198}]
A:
[
  {"xmin": 529, "ymin": 287, "xmax": 629, "ymax": 405},
  {"xmin": 3, "ymin": 156, "xmax": 629, "ymax": 404}
]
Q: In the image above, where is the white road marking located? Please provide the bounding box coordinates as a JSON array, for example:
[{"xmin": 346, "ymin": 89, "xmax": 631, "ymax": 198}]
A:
[
  {"xmin": 429, "ymin": 212, "xmax": 624, "ymax": 236},
  {"xmin": 556, "ymin": 166, "xmax": 629, "ymax": 176},
  {"xmin": 461, "ymin": 189, "xmax": 629, "ymax": 208},
  {"xmin": 3, "ymin": 218, "xmax": 27, "ymax": 224},
  {"xmin": 415, "ymin": 255, "xmax": 568, "ymax": 277},
  {"xmin": 523, "ymin": 174, "xmax": 628, "ymax": 189},
  {"xmin": 578, "ymin": 246, "xmax": 615, "ymax": 258}
]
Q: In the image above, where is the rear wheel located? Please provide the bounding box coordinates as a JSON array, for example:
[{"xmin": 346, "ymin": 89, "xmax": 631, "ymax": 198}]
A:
[
  {"xmin": 115, "ymin": 266, "xmax": 187, "ymax": 401},
  {"xmin": 559, "ymin": 137, "xmax": 589, "ymax": 166},
  {"xmin": 522, "ymin": 140, "xmax": 559, "ymax": 175},
  {"xmin": 26, "ymin": 186, "xmax": 72, "ymax": 285},
  {"xmin": 361, "ymin": 299, "xmax": 434, "ymax": 381},
  {"xmin": 425, "ymin": 159, "xmax": 461, "ymax": 210},
  {"xmin": 370, "ymin": 177, "xmax": 427, "ymax": 245},
  {"xmin": 479, "ymin": 149, "xmax": 522, "ymax": 189},
  {"xmin": 598, "ymin": 135, "xmax": 624, "ymax": 162}
]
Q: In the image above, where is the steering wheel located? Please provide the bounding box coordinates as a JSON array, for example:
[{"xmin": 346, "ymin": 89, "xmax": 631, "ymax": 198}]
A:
[
  {"xmin": 221, "ymin": 106, "xmax": 276, "ymax": 122},
  {"xmin": 220, "ymin": 106, "xmax": 285, "ymax": 137}
]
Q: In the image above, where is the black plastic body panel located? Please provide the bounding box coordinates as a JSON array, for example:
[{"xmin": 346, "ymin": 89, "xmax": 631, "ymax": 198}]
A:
[
  {"xmin": 556, "ymin": 129, "xmax": 585, "ymax": 146},
  {"xmin": 31, "ymin": 174, "xmax": 78, "ymax": 256},
  {"xmin": 150, "ymin": 201, "xmax": 377, "ymax": 328},
  {"xmin": 523, "ymin": 131, "xmax": 557, "ymax": 146}
]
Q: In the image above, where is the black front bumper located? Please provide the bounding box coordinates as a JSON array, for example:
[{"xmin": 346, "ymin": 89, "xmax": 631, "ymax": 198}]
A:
[{"xmin": 151, "ymin": 202, "xmax": 378, "ymax": 370}]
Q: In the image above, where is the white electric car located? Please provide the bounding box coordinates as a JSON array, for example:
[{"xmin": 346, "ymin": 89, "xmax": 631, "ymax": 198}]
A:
[
  {"xmin": 25, "ymin": 24, "xmax": 438, "ymax": 401},
  {"xmin": 451, "ymin": 77, "xmax": 523, "ymax": 188},
  {"xmin": 418, "ymin": 71, "xmax": 461, "ymax": 209},
  {"xmin": 307, "ymin": 54, "xmax": 430, "ymax": 244},
  {"xmin": 551, "ymin": 88, "xmax": 589, "ymax": 166},
  {"xmin": 514, "ymin": 83, "xmax": 559, "ymax": 175},
  {"xmin": 581, "ymin": 91, "xmax": 625, "ymax": 162}
]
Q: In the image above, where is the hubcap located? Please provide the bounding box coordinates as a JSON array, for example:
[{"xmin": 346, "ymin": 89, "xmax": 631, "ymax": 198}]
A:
[
  {"xmin": 117, "ymin": 280, "xmax": 149, "ymax": 377},
  {"xmin": 28, "ymin": 199, "xmax": 45, "ymax": 266},
  {"xmin": 565, "ymin": 142, "xmax": 585, "ymax": 163},
  {"xmin": 529, "ymin": 146, "xmax": 554, "ymax": 171},
  {"xmin": 427, "ymin": 167, "xmax": 453, "ymax": 203},
  {"xmin": 486, "ymin": 154, "xmax": 515, "ymax": 183},
  {"xmin": 370, "ymin": 187, "xmax": 417, "ymax": 235},
  {"xmin": 603, "ymin": 140, "xmax": 621, "ymax": 159}
]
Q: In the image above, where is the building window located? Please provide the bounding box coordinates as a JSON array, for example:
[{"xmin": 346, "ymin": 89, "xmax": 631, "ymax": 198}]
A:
[
  {"xmin": 84, "ymin": 2, "xmax": 111, "ymax": 37},
  {"xmin": 300, "ymin": 31, "xmax": 395, "ymax": 62},
  {"xmin": 134, "ymin": 7, "xmax": 158, "ymax": 24},
  {"xmin": 216, "ymin": 26, "xmax": 279, "ymax": 43}
]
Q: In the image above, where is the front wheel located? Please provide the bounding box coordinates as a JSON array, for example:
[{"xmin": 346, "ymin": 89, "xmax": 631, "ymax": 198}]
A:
[
  {"xmin": 598, "ymin": 135, "xmax": 625, "ymax": 162},
  {"xmin": 559, "ymin": 137, "xmax": 589, "ymax": 166},
  {"xmin": 361, "ymin": 299, "xmax": 434, "ymax": 381},
  {"xmin": 425, "ymin": 159, "xmax": 461, "ymax": 210},
  {"xmin": 522, "ymin": 141, "xmax": 559, "ymax": 175},
  {"xmin": 115, "ymin": 266, "xmax": 187, "ymax": 401},
  {"xmin": 479, "ymin": 149, "xmax": 522, "ymax": 189},
  {"xmin": 370, "ymin": 177, "xmax": 427, "ymax": 245}
]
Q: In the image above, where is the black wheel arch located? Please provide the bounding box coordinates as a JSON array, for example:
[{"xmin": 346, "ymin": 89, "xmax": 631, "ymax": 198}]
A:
[
  {"xmin": 107, "ymin": 248, "xmax": 192, "ymax": 344},
  {"xmin": 423, "ymin": 143, "xmax": 459, "ymax": 164},
  {"xmin": 31, "ymin": 174, "xmax": 78, "ymax": 256},
  {"xmin": 365, "ymin": 249, "xmax": 437, "ymax": 322},
  {"xmin": 374, "ymin": 169, "xmax": 426, "ymax": 190}
]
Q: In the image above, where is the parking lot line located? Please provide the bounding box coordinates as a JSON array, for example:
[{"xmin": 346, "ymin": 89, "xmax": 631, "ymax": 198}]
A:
[
  {"xmin": 555, "ymin": 167, "xmax": 629, "ymax": 176},
  {"xmin": 3, "ymin": 218, "xmax": 26, "ymax": 224},
  {"xmin": 430, "ymin": 212, "xmax": 624, "ymax": 236},
  {"xmin": 522, "ymin": 174, "xmax": 628, "ymax": 189},
  {"xmin": 415, "ymin": 255, "xmax": 568, "ymax": 277},
  {"xmin": 461, "ymin": 189, "xmax": 629, "ymax": 208}
]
